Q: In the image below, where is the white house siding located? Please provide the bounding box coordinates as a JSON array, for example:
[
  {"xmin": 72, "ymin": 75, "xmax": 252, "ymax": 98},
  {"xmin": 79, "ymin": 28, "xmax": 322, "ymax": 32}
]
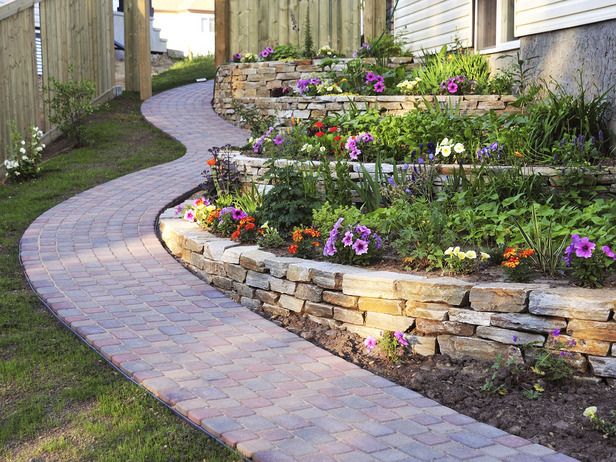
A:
[
  {"xmin": 394, "ymin": 0, "xmax": 473, "ymax": 54},
  {"xmin": 153, "ymin": 12, "xmax": 215, "ymax": 57},
  {"xmin": 515, "ymin": 0, "xmax": 616, "ymax": 37}
]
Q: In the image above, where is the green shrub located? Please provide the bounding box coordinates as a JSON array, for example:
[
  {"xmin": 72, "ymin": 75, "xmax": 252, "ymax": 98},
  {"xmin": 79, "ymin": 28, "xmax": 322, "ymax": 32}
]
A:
[{"xmin": 312, "ymin": 202, "xmax": 362, "ymax": 237}]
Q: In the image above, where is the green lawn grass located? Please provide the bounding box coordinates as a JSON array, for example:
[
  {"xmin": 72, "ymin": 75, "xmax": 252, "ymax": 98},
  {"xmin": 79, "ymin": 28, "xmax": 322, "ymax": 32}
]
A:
[
  {"xmin": 0, "ymin": 93, "xmax": 239, "ymax": 461},
  {"xmin": 153, "ymin": 55, "xmax": 217, "ymax": 94}
]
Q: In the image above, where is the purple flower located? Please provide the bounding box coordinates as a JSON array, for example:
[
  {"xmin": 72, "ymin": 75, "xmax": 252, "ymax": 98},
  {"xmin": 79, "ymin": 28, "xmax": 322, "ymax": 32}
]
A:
[
  {"xmin": 602, "ymin": 245, "xmax": 616, "ymax": 260},
  {"xmin": 365, "ymin": 72, "xmax": 378, "ymax": 83},
  {"xmin": 342, "ymin": 231, "xmax": 354, "ymax": 247},
  {"xmin": 323, "ymin": 218, "xmax": 344, "ymax": 258},
  {"xmin": 273, "ymin": 134, "xmax": 285, "ymax": 145},
  {"xmin": 232, "ymin": 53, "xmax": 241, "ymax": 62},
  {"xmin": 447, "ymin": 81, "xmax": 458, "ymax": 94},
  {"xmin": 352, "ymin": 238, "xmax": 369, "ymax": 255},
  {"xmin": 260, "ymin": 46, "xmax": 273, "ymax": 59},
  {"xmin": 387, "ymin": 176, "xmax": 396, "ymax": 187},
  {"xmin": 364, "ymin": 336, "xmax": 377, "ymax": 352},
  {"xmin": 219, "ymin": 206, "xmax": 234, "ymax": 216},
  {"xmin": 574, "ymin": 237, "xmax": 595, "ymax": 259},
  {"xmin": 184, "ymin": 210, "xmax": 195, "ymax": 222},
  {"xmin": 567, "ymin": 339, "xmax": 577, "ymax": 347},
  {"xmin": 231, "ymin": 208, "xmax": 248, "ymax": 221},
  {"xmin": 394, "ymin": 331, "xmax": 409, "ymax": 347},
  {"xmin": 175, "ymin": 204, "xmax": 183, "ymax": 216},
  {"xmin": 552, "ymin": 328, "xmax": 561, "ymax": 337},
  {"xmin": 512, "ymin": 335, "xmax": 518, "ymax": 344},
  {"xmin": 374, "ymin": 81, "xmax": 385, "ymax": 93},
  {"xmin": 355, "ymin": 225, "xmax": 371, "ymax": 237},
  {"xmin": 373, "ymin": 233, "xmax": 383, "ymax": 250},
  {"xmin": 359, "ymin": 132, "xmax": 374, "ymax": 143}
]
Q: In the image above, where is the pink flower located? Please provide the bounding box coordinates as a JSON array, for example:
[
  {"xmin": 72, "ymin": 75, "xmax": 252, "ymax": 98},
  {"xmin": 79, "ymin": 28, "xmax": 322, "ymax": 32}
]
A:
[
  {"xmin": 364, "ymin": 336, "xmax": 377, "ymax": 351},
  {"xmin": 365, "ymin": 72, "xmax": 378, "ymax": 83},
  {"xmin": 574, "ymin": 237, "xmax": 595, "ymax": 258},
  {"xmin": 342, "ymin": 231, "xmax": 354, "ymax": 247},
  {"xmin": 184, "ymin": 210, "xmax": 195, "ymax": 222},
  {"xmin": 394, "ymin": 331, "xmax": 409, "ymax": 347},
  {"xmin": 374, "ymin": 81, "xmax": 385, "ymax": 93},
  {"xmin": 447, "ymin": 81, "xmax": 458, "ymax": 94},
  {"xmin": 273, "ymin": 134, "xmax": 285, "ymax": 145},
  {"xmin": 352, "ymin": 238, "xmax": 369, "ymax": 255},
  {"xmin": 602, "ymin": 245, "xmax": 616, "ymax": 260}
]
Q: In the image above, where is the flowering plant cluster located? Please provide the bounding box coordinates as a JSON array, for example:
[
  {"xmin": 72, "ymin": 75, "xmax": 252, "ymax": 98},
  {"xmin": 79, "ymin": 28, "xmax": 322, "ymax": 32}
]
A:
[
  {"xmin": 563, "ymin": 234, "xmax": 616, "ymax": 287},
  {"xmin": 439, "ymin": 75, "xmax": 472, "ymax": 95},
  {"xmin": 501, "ymin": 247, "xmax": 535, "ymax": 282},
  {"xmin": 180, "ymin": 197, "xmax": 218, "ymax": 227},
  {"xmin": 435, "ymin": 137, "xmax": 465, "ymax": 159},
  {"xmin": 476, "ymin": 142, "xmax": 503, "ymax": 162},
  {"xmin": 344, "ymin": 132, "xmax": 374, "ymax": 160},
  {"xmin": 259, "ymin": 46, "xmax": 275, "ymax": 60},
  {"xmin": 296, "ymin": 77, "xmax": 322, "ymax": 95},
  {"xmin": 396, "ymin": 77, "xmax": 422, "ymax": 95},
  {"xmin": 443, "ymin": 246, "xmax": 490, "ymax": 274},
  {"xmin": 288, "ymin": 227, "xmax": 321, "ymax": 257},
  {"xmin": 252, "ymin": 126, "xmax": 275, "ymax": 154},
  {"xmin": 4, "ymin": 126, "xmax": 45, "ymax": 181},
  {"xmin": 583, "ymin": 406, "xmax": 616, "ymax": 438},
  {"xmin": 364, "ymin": 331, "xmax": 409, "ymax": 363},
  {"xmin": 307, "ymin": 121, "xmax": 343, "ymax": 156},
  {"xmin": 323, "ymin": 218, "xmax": 382, "ymax": 265},
  {"xmin": 365, "ymin": 72, "xmax": 385, "ymax": 94},
  {"xmin": 316, "ymin": 46, "xmax": 337, "ymax": 58}
]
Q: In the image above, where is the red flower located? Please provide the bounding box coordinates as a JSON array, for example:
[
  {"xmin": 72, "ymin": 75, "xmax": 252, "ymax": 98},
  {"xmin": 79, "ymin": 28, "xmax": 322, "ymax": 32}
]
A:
[
  {"xmin": 314, "ymin": 121, "xmax": 324, "ymax": 129},
  {"xmin": 315, "ymin": 131, "xmax": 324, "ymax": 138},
  {"xmin": 207, "ymin": 158, "xmax": 216, "ymax": 166},
  {"xmin": 328, "ymin": 126, "xmax": 338, "ymax": 133},
  {"xmin": 288, "ymin": 244, "xmax": 298, "ymax": 255},
  {"xmin": 244, "ymin": 222, "xmax": 256, "ymax": 231},
  {"xmin": 333, "ymin": 135, "xmax": 341, "ymax": 141},
  {"xmin": 231, "ymin": 229, "xmax": 241, "ymax": 240}
]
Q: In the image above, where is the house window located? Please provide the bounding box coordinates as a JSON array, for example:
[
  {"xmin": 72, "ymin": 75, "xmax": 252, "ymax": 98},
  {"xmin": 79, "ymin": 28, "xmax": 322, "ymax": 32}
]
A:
[
  {"xmin": 476, "ymin": 0, "xmax": 518, "ymax": 52},
  {"xmin": 201, "ymin": 17, "xmax": 215, "ymax": 33}
]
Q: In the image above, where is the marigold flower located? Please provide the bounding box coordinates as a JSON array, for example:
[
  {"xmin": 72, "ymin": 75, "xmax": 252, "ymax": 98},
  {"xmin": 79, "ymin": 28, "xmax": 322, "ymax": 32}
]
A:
[
  {"xmin": 503, "ymin": 247, "xmax": 517, "ymax": 259},
  {"xmin": 519, "ymin": 249, "xmax": 535, "ymax": 258}
]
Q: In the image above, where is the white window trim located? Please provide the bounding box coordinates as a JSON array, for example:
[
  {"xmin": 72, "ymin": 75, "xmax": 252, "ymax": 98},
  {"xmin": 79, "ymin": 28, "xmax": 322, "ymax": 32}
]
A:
[{"xmin": 475, "ymin": 0, "xmax": 520, "ymax": 53}]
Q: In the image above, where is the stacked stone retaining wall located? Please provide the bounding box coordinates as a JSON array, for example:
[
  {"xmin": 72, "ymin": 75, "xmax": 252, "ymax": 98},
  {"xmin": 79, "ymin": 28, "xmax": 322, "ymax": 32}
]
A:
[{"xmin": 160, "ymin": 211, "xmax": 616, "ymax": 379}]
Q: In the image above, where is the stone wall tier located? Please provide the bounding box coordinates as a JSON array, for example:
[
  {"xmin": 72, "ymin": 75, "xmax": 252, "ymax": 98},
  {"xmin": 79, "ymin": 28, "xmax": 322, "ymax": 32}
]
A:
[{"xmin": 160, "ymin": 212, "xmax": 616, "ymax": 379}]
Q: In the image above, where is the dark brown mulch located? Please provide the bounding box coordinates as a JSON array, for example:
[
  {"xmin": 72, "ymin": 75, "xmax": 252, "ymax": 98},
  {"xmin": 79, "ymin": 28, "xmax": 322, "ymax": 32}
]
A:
[{"xmin": 259, "ymin": 309, "xmax": 616, "ymax": 462}]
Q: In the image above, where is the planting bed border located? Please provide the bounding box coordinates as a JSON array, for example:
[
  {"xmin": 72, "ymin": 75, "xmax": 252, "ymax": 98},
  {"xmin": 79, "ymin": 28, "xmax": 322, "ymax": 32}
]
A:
[{"xmin": 159, "ymin": 207, "xmax": 616, "ymax": 380}]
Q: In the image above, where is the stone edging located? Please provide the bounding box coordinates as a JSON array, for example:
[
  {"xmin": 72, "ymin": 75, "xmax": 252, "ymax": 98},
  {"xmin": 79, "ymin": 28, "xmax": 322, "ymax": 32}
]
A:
[{"xmin": 160, "ymin": 209, "xmax": 616, "ymax": 379}]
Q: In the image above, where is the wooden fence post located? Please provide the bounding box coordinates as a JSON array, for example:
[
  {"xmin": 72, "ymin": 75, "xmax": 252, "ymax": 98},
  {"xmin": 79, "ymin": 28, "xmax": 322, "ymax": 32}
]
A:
[
  {"xmin": 215, "ymin": 0, "xmax": 229, "ymax": 66},
  {"xmin": 124, "ymin": 0, "xmax": 151, "ymax": 99}
]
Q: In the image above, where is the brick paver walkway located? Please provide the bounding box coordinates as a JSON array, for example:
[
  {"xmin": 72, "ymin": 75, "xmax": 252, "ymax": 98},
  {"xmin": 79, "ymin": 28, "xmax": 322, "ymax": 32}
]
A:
[{"xmin": 20, "ymin": 83, "xmax": 575, "ymax": 462}]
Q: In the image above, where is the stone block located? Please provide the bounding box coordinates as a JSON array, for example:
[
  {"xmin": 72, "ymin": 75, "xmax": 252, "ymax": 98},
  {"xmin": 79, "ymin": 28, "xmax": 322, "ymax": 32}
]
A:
[
  {"xmin": 255, "ymin": 289, "xmax": 280, "ymax": 305},
  {"xmin": 589, "ymin": 356, "xmax": 616, "ymax": 378},
  {"xmin": 438, "ymin": 335, "xmax": 522, "ymax": 362},
  {"xmin": 405, "ymin": 301, "xmax": 449, "ymax": 321},
  {"xmin": 407, "ymin": 335, "xmax": 437, "ymax": 356},
  {"xmin": 556, "ymin": 335, "xmax": 611, "ymax": 356},
  {"xmin": 222, "ymin": 245, "xmax": 259, "ymax": 265},
  {"xmin": 323, "ymin": 291, "xmax": 359, "ymax": 308},
  {"xmin": 203, "ymin": 240, "xmax": 239, "ymax": 260},
  {"xmin": 365, "ymin": 312, "xmax": 415, "ymax": 332},
  {"xmin": 396, "ymin": 277, "xmax": 472, "ymax": 306},
  {"xmin": 343, "ymin": 324, "xmax": 384, "ymax": 338},
  {"xmin": 241, "ymin": 297, "xmax": 262, "ymax": 309},
  {"xmin": 476, "ymin": 326, "xmax": 545, "ymax": 346},
  {"xmin": 294, "ymin": 283, "xmax": 323, "ymax": 302},
  {"xmin": 333, "ymin": 308, "xmax": 364, "ymax": 325},
  {"xmin": 270, "ymin": 277, "xmax": 297, "ymax": 295},
  {"xmin": 358, "ymin": 297, "xmax": 405, "ymax": 315},
  {"xmin": 278, "ymin": 294, "xmax": 304, "ymax": 313},
  {"xmin": 202, "ymin": 259, "xmax": 226, "ymax": 276},
  {"xmin": 343, "ymin": 271, "xmax": 406, "ymax": 299},
  {"xmin": 470, "ymin": 283, "xmax": 541, "ymax": 312},
  {"xmin": 415, "ymin": 319, "xmax": 475, "ymax": 336},
  {"xmin": 528, "ymin": 288, "xmax": 615, "ymax": 321},
  {"xmin": 224, "ymin": 262, "xmax": 247, "ymax": 282},
  {"xmin": 310, "ymin": 262, "xmax": 352, "ymax": 290},
  {"xmin": 305, "ymin": 301, "xmax": 334, "ymax": 318},
  {"xmin": 491, "ymin": 313, "xmax": 567, "ymax": 334},
  {"xmin": 448, "ymin": 308, "xmax": 492, "ymax": 326},
  {"xmin": 286, "ymin": 262, "xmax": 315, "ymax": 282},
  {"xmin": 233, "ymin": 282, "xmax": 255, "ymax": 299},
  {"xmin": 262, "ymin": 303, "xmax": 289, "ymax": 317},
  {"xmin": 211, "ymin": 276, "xmax": 234, "ymax": 291},
  {"xmin": 239, "ymin": 249, "xmax": 276, "ymax": 272},
  {"xmin": 245, "ymin": 271, "xmax": 271, "ymax": 290},
  {"xmin": 567, "ymin": 320, "xmax": 616, "ymax": 342},
  {"xmin": 477, "ymin": 101, "xmax": 506, "ymax": 111},
  {"xmin": 189, "ymin": 252, "xmax": 207, "ymax": 270}
]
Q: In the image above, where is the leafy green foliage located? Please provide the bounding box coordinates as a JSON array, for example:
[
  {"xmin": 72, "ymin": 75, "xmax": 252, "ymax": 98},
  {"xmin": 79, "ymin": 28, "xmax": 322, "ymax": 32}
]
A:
[
  {"xmin": 312, "ymin": 202, "xmax": 363, "ymax": 238},
  {"xmin": 303, "ymin": 10, "xmax": 314, "ymax": 58},
  {"xmin": 231, "ymin": 100, "xmax": 276, "ymax": 138},
  {"xmin": 272, "ymin": 44, "xmax": 302, "ymax": 60}
]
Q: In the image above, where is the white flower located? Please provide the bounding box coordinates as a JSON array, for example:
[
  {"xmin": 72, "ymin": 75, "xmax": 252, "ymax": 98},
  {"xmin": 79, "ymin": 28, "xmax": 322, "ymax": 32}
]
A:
[
  {"xmin": 480, "ymin": 252, "xmax": 491, "ymax": 261},
  {"xmin": 19, "ymin": 147, "xmax": 26, "ymax": 154},
  {"xmin": 441, "ymin": 138, "xmax": 450, "ymax": 146},
  {"xmin": 444, "ymin": 247, "xmax": 454, "ymax": 256},
  {"xmin": 583, "ymin": 406, "xmax": 597, "ymax": 418},
  {"xmin": 21, "ymin": 140, "xmax": 26, "ymax": 145},
  {"xmin": 457, "ymin": 252, "xmax": 466, "ymax": 260},
  {"xmin": 465, "ymin": 250, "xmax": 477, "ymax": 259},
  {"xmin": 41, "ymin": 143, "xmax": 46, "ymax": 148},
  {"xmin": 319, "ymin": 146, "xmax": 326, "ymax": 153},
  {"xmin": 454, "ymin": 143, "xmax": 465, "ymax": 154},
  {"xmin": 4, "ymin": 159, "xmax": 19, "ymax": 169},
  {"xmin": 248, "ymin": 137, "xmax": 254, "ymax": 144},
  {"xmin": 36, "ymin": 146, "xmax": 43, "ymax": 152},
  {"xmin": 22, "ymin": 156, "xmax": 29, "ymax": 160},
  {"xmin": 440, "ymin": 145, "xmax": 452, "ymax": 157}
]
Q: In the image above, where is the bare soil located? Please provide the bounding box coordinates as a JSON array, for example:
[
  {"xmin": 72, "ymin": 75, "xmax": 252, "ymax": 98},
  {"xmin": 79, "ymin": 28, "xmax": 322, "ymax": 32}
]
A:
[{"xmin": 259, "ymin": 309, "xmax": 616, "ymax": 462}]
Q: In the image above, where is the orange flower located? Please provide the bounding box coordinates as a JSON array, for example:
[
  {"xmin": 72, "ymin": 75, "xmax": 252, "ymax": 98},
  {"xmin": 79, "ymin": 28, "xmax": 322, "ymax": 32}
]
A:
[
  {"xmin": 244, "ymin": 222, "xmax": 256, "ymax": 231},
  {"xmin": 503, "ymin": 247, "xmax": 517, "ymax": 259},
  {"xmin": 288, "ymin": 244, "xmax": 298, "ymax": 255},
  {"xmin": 207, "ymin": 158, "xmax": 216, "ymax": 166},
  {"xmin": 514, "ymin": 151, "xmax": 524, "ymax": 158},
  {"xmin": 311, "ymin": 241, "xmax": 321, "ymax": 247},
  {"xmin": 231, "ymin": 229, "xmax": 241, "ymax": 240},
  {"xmin": 292, "ymin": 229, "xmax": 304, "ymax": 242},
  {"xmin": 520, "ymin": 249, "xmax": 535, "ymax": 258}
]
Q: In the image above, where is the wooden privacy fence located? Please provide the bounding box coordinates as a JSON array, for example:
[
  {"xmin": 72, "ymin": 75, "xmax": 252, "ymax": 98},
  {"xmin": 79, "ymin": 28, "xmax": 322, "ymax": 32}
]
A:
[
  {"xmin": 215, "ymin": 0, "xmax": 387, "ymax": 63},
  {"xmin": 0, "ymin": 0, "xmax": 115, "ymax": 174}
]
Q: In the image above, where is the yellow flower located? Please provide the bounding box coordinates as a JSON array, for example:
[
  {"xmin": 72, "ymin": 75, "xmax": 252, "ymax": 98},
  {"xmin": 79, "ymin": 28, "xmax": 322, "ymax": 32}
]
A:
[
  {"xmin": 444, "ymin": 246, "xmax": 454, "ymax": 256},
  {"xmin": 583, "ymin": 406, "xmax": 597, "ymax": 418},
  {"xmin": 533, "ymin": 383, "xmax": 544, "ymax": 392},
  {"xmin": 465, "ymin": 250, "xmax": 477, "ymax": 259},
  {"xmin": 457, "ymin": 252, "xmax": 466, "ymax": 260},
  {"xmin": 480, "ymin": 252, "xmax": 491, "ymax": 261}
]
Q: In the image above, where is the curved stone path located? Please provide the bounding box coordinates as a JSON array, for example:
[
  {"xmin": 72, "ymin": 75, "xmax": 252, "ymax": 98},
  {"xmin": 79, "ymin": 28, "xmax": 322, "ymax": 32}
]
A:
[{"xmin": 20, "ymin": 82, "xmax": 575, "ymax": 462}]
